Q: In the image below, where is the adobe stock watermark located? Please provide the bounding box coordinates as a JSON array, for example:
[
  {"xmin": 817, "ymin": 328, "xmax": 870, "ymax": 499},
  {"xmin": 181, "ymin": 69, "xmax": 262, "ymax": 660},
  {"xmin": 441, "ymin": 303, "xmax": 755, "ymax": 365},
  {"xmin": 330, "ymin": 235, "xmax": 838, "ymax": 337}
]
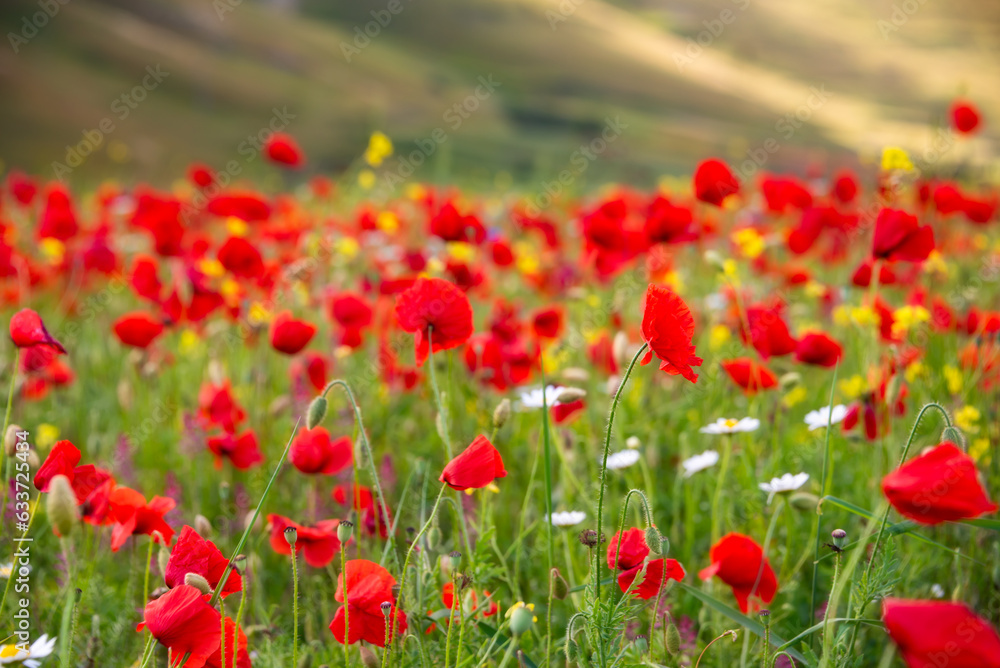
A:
[
  {"xmin": 522, "ymin": 115, "xmax": 629, "ymax": 216},
  {"xmin": 340, "ymin": 0, "xmax": 415, "ymax": 62},
  {"xmin": 51, "ymin": 65, "xmax": 170, "ymax": 180},
  {"xmin": 7, "ymin": 0, "xmax": 69, "ymax": 54},
  {"xmin": 673, "ymin": 0, "xmax": 751, "ymax": 71},
  {"xmin": 877, "ymin": 0, "xmax": 929, "ymax": 39},
  {"xmin": 546, "ymin": 0, "xmax": 585, "ymax": 30},
  {"xmin": 382, "ymin": 75, "xmax": 501, "ymax": 190}
]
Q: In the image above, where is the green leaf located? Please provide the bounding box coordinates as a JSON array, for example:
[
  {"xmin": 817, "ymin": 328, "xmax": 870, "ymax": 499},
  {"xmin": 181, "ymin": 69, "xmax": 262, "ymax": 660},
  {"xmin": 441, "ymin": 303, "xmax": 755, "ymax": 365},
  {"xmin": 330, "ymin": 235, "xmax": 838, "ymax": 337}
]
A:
[
  {"xmin": 676, "ymin": 583, "xmax": 813, "ymax": 667},
  {"xmin": 960, "ymin": 518, "xmax": 1000, "ymax": 532}
]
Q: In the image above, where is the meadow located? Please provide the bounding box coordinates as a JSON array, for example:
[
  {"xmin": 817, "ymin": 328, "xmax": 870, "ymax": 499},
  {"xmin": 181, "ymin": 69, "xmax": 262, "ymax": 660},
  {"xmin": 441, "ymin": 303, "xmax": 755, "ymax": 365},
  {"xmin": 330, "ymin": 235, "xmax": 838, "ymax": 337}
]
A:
[{"xmin": 1, "ymin": 104, "xmax": 999, "ymax": 668}]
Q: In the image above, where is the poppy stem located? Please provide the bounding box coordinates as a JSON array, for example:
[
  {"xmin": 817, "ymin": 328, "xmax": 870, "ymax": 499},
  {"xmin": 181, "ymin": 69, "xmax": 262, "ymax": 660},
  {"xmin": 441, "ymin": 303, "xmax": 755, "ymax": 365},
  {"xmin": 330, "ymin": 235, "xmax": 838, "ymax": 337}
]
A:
[
  {"xmin": 820, "ymin": 550, "xmax": 842, "ymax": 662},
  {"xmin": 809, "ymin": 363, "xmax": 840, "ymax": 642},
  {"xmin": 710, "ymin": 435, "xmax": 733, "ymax": 545},
  {"xmin": 291, "ymin": 547, "xmax": 299, "ymax": 668},
  {"xmin": 341, "ymin": 545, "xmax": 350, "ymax": 668},
  {"xmin": 0, "ymin": 348, "xmax": 19, "ymax": 523},
  {"xmin": 539, "ymin": 366, "xmax": 555, "ymax": 664},
  {"xmin": 232, "ymin": 586, "xmax": 247, "ymax": 668},
  {"xmin": 219, "ymin": 595, "xmax": 227, "ymax": 668},
  {"xmin": 593, "ymin": 344, "xmax": 647, "ymax": 619},
  {"xmin": 444, "ymin": 573, "xmax": 459, "ymax": 668},
  {"xmin": 142, "ymin": 536, "xmax": 154, "ymax": 607}
]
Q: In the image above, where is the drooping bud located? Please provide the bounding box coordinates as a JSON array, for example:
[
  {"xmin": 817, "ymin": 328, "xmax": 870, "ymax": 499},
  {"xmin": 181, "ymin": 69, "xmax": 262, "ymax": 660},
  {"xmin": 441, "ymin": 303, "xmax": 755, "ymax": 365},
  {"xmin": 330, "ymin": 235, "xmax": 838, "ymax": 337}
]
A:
[
  {"xmin": 426, "ymin": 526, "xmax": 442, "ymax": 550},
  {"xmin": 665, "ymin": 618, "xmax": 681, "ymax": 655},
  {"xmin": 942, "ymin": 425, "xmax": 966, "ymax": 449},
  {"xmin": 831, "ymin": 528, "xmax": 848, "ymax": 550},
  {"xmin": 644, "ymin": 526, "xmax": 663, "ymax": 555},
  {"xmin": 555, "ymin": 387, "xmax": 586, "ymax": 404},
  {"xmin": 194, "ymin": 514, "xmax": 213, "ymax": 537},
  {"xmin": 492, "ymin": 399, "xmax": 511, "ymax": 430},
  {"xmin": 47, "ymin": 474, "xmax": 80, "ymax": 536},
  {"xmin": 337, "ymin": 520, "xmax": 354, "ymax": 544},
  {"xmin": 184, "ymin": 572, "xmax": 212, "ymax": 594},
  {"xmin": 284, "ymin": 526, "xmax": 298, "ymax": 547},
  {"xmin": 4, "ymin": 424, "xmax": 21, "ymax": 457},
  {"xmin": 550, "ymin": 568, "xmax": 569, "ymax": 600},
  {"xmin": 307, "ymin": 396, "xmax": 328, "ymax": 429}
]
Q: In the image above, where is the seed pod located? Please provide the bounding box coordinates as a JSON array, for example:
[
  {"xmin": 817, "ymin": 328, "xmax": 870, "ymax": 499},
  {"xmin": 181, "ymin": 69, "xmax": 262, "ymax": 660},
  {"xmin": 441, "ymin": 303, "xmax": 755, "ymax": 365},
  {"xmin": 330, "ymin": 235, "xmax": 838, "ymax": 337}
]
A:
[
  {"xmin": 184, "ymin": 573, "xmax": 212, "ymax": 594},
  {"xmin": 492, "ymin": 399, "xmax": 511, "ymax": 430},
  {"xmin": 307, "ymin": 396, "xmax": 328, "ymax": 429},
  {"xmin": 284, "ymin": 526, "xmax": 298, "ymax": 547},
  {"xmin": 337, "ymin": 520, "xmax": 354, "ymax": 544},
  {"xmin": 831, "ymin": 528, "xmax": 848, "ymax": 549},
  {"xmin": 550, "ymin": 568, "xmax": 569, "ymax": 600},
  {"xmin": 47, "ymin": 474, "xmax": 79, "ymax": 536},
  {"xmin": 644, "ymin": 526, "xmax": 663, "ymax": 555}
]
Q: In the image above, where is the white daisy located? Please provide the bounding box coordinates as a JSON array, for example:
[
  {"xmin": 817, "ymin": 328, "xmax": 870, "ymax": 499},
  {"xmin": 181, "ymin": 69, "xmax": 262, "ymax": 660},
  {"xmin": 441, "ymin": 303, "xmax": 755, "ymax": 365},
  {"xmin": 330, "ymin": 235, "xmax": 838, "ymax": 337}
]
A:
[
  {"xmin": 0, "ymin": 562, "xmax": 12, "ymax": 579},
  {"xmin": 681, "ymin": 450, "xmax": 720, "ymax": 478},
  {"xmin": 517, "ymin": 385, "xmax": 567, "ymax": 411},
  {"xmin": 804, "ymin": 405, "xmax": 849, "ymax": 431},
  {"xmin": 759, "ymin": 472, "xmax": 809, "ymax": 503},
  {"xmin": 931, "ymin": 583, "xmax": 945, "ymax": 598},
  {"xmin": 700, "ymin": 417, "xmax": 760, "ymax": 434},
  {"xmin": 0, "ymin": 635, "xmax": 57, "ymax": 667},
  {"xmin": 605, "ymin": 449, "xmax": 641, "ymax": 470},
  {"xmin": 546, "ymin": 511, "xmax": 587, "ymax": 527}
]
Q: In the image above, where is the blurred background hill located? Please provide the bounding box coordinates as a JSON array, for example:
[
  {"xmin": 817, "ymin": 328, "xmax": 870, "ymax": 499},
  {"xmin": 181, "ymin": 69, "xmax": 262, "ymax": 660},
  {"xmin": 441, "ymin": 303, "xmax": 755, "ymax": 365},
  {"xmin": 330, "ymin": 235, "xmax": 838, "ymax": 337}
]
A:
[{"xmin": 0, "ymin": 0, "xmax": 997, "ymax": 188}]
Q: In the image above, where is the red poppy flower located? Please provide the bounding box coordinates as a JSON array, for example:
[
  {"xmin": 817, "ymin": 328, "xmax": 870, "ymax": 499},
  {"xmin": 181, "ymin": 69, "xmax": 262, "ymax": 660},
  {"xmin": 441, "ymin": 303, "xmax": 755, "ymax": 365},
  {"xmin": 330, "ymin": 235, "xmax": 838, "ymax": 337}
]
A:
[
  {"xmin": 441, "ymin": 582, "xmax": 499, "ymax": 617},
  {"xmin": 831, "ymin": 171, "xmax": 858, "ymax": 204},
  {"xmin": 329, "ymin": 292, "xmax": 373, "ymax": 348},
  {"xmin": 113, "ymin": 311, "xmax": 164, "ymax": 349},
  {"xmin": 640, "ymin": 284, "xmax": 703, "ymax": 383},
  {"xmin": 881, "ymin": 442, "xmax": 997, "ymax": 525},
  {"xmin": 290, "ymin": 427, "xmax": 353, "ymax": 475},
  {"xmin": 721, "ymin": 357, "xmax": 778, "ymax": 394},
  {"xmin": 439, "ymin": 435, "xmax": 507, "ymax": 491},
  {"xmin": 743, "ymin": 303, "xmax": 797, "ymax": 359},
  {"xmin": 217, "ymin": 236, "xmax": 264, "ymax": 279},
  {"xmin": 699, "ymin": 533, "xmax": 777, "ymax": 613},
  {"xmin": 206, "ymin": 429, "xmax": 263, "ymax": 471},
  {"xmin": 130, "ymin": 255, "xmax": 163, "ymax": 302},
  {"xmin": 188, "ymin": 163, "xmax": 215, "ymax": 188},
  {"xmin": 531, "ymin": 306, "xmax": 564, "ymax": 340},
  {"xmin": 269, "ymin": 311, "xmax": 317, "ymax": 355},
  {"xmin": 950, "ymin": 100, "xmax": 981, "ymax": 135},
  {"xmin": 38, "ymin": 184, "xmax": 79, "ymax": 240},
  {"xmin": 264, "ymin": 133, "xmax": 305, "ymax": 168},
  {"xmin": 871, "ymin": 208, "xmax": 934, "ymax": 262},
  {"xmin": 165, "ymin": 526, "xmax": 243, "ymax": 598},
  {"xmin": 883, "ymin": 598, "xmax": 1000, "ymax": 667},
  {"xmin": 330, "ymin": 559, "xmax": 407, "ymax": 646},
  {"xmin": 694, "ymin": 158, "xmax": 740, "ymax": 207},
  {"xmin": 394, "ymin": 277, "xmax": 474, "ymax": 366},
  {"xmin": 607, "ymin": 528, "xmax": 686, "ymax": 600},
  {"xmin": 551, "ymin": 399, "xmax": 585, "ymax": 425},
  {"xmin": 33, "ymin": 439, "xmax": 81, "ymax": 492},
  {"xmin": 644, "ymin": 195, "xmax": 695, "ymax": 245},
  {"xmin": 139, "ymin": 585, "xmax": 222, "ymax": 667},
  {"xmin": 206, "ymin": 193, "xmax": 272, "ymax": 222},
  {"xmin": 794, "ymin": 332, "xmax": 843, "ymax": 367},
  {"xmin": 198, "ymin": 381, "xmax": 247, "ymax": 433},
  {"xmin": 34, "ymin": 440, "xmax": 115, "ymax": 525},
  {"xmin": 8, "ymin": 171, "xmax": 37, "ymax": 205},
  {"xmin": 10, "ymin": 308, "xmax": 66, "ymax": 354},
  {"xmin": 333, "ymin": 484, "xmax": 374, "ymax": 511},
  {"xmin": 267, "ymin": 514, "xmax": 343, "ymax": 568},
  {"xmin": 109, "ymin": 486, "xmax": 176, "ymax": 552}
]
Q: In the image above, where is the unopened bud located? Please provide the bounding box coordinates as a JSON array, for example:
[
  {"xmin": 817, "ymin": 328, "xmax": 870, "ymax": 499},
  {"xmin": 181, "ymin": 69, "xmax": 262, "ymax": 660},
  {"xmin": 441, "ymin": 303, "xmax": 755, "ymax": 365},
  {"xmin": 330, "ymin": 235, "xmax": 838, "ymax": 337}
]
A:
[
  {"xmin": 550, "ymin": 568, "xmax": 569, "ymax": 600},
  {"xmin": 492, "ymin": 399, "xmax": 511, "ymax": 430},
  {"xmin": 578, "ymin": 529, "xmax": 603, "ymax": 548},
  {"xmin": 184, "ymin": 572, "xmax": 212, "ymax": 595},
  {"xmin": 565, "ymin": 640, "xmax": 580, "ymax": 661},
  {"xmin": 359, "ymin": 646, "xmax": 379, "ymax": 668},
  {"xmin": 612, "ymin": 331, "xmax": 630, "ymax": 367},
  {"xmin": 665, "ymin": 620, "xmax": 681, "ymax": 655},
  {"xmin": 231, "ymin": 555, "xmax": 247, "ymax": 575},
  {"xmin": 789, "ymin": 492, "xmax": 820, "ymax": 512},
  {"xmin": 831, "ymin": 528, "xmax": 848, "ymax": 549},
  {"xmin": 561, "ymin": 367, "xmax": 590, "ymax": 383},
  {"xmin": 47, "ymin": 474, "xmax": 79, "ymax": 536},
  {"xmin": 4, "ymin": 424, "xmax": 21, "ymax": 457},
  {"xmin": 337, "ymin": 520, "xmax": 354, "ymax": 544},
  {"xmin": 307, "ymin": 396, "xmax": 328, "ymax": 429},
  {"xmin": 157, "ymin": 543, "xmax": 171, "ymax": 576},
  {"xmin": 284, "ymin": 526, "xmax": 298, "ymax": 547},
  {"xmin": 941, "ymin": 425, "xmax": 966, "ymax": 449},
  {"xmin": 194, "ymin": 515, "xmax": 213, "ymax": 537},
  {"xmin": 555, "ymin": 387, "xmax": 586, "ymax": 404},
  {"xmin": 426, "ymin": 526, "xmax": 442, "ymax": 550},
  {"xmin": 779, "ymin": 372, "xmax": 801, "ymax": 389},
  {"xmin": 644, "ymin": 526, "xmax": 663, "ymax": 555}
]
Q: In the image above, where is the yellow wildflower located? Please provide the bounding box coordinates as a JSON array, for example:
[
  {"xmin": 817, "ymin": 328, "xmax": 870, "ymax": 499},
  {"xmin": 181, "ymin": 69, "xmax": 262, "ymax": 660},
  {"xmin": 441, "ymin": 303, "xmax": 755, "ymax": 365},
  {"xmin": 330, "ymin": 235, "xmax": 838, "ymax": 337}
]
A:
[
  {"xmin": 732, "ymin": 228, "xmax": 765, "ymax": 260},
  {"xmin": 954, "ymin": 405, "xmax": 981, "ymax": 434},
  {"xmin": 839, "ymin": 375, "xmax": 867, "ymax": 400},
  {"xmin": 709, "ymin": 324, "xmax": 731, "ymax": 352},
  {"xmin": 36, "ymin": 424, "xmax": 60, "ymax": 450},
  {"xmin": 881, "ymin": 146, "xmax": 914, "ymax": 172},
  {"xmin": 943, "ymin": 365, "xmax": 963, "ymax": 395},
  {"xmin": 891, "ymin": 305, "xmax": 929, "ymax": 337},
  {"xmin": 358, "ymin": 169, "xmax": 376, "ymax": 190},
  {"xmin": 970, "ymin": 438, "xmax": 991, "ymax": 465},
  {"xmin": 782, "ymin": 386, "xmax": 807, "ymax": 409}
]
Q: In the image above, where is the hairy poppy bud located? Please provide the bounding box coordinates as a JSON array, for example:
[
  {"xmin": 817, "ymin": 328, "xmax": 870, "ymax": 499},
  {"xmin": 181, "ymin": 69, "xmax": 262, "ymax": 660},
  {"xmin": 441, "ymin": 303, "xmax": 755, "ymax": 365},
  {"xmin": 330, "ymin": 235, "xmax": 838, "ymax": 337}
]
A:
[
  {"xmin": 565, "ymin": 639, "xmax": 580, "ymax": 661},
  {"xmin": 550, "ymin": 568, "xmax": 569, "ymax": 600},
  {"xmin": 665, "ymin": 619, "xmax": 681, "ymax": 655},
  {"xmin": 941, "ymin": 425, "xmax": 966, "ymax": 449},
  {"xmin": 337, "ymin": 520, "xmax": 354, "ymax": 544},
  {"xmin": 789, "ymin": 492, "xmax": 820, "ymax": 512},
  {"xmin": 831, "ymin": 528, "xmax": 847, "ymax": 549},
  {"xmin": 47, "ymin": 474, "xmax": 79, "ymax": 536},
  {"xmin": 492, "ymin": 399, "xmax": 511, "ymax": 430},
  {"xmin": 4, "ymin": 424, "xmax": 21, "ymax": 457},
  {"xmin": 284, "ymin": 526, "xmax": 298, "ymax": 547},
  {"xmin": 426, "ymin": 526, "xmax": 442, "ymax": 550},
  {"xmin": 307, "ymin": 396, "xmax": 328, "ymax": 430},
  {"xmin": 578, "ymin": 529, "xmax": 603, "ymax": 548},
  {"xmin": 194, "ymin": 514, "xmax": 213, "ymax": 537},
  {"xmin": 612, "ymin": 331, "xmax": 630, "ymax": 367},
  {"xmin": 359, "ymin": 646, "xmax": 379, "ymax": 668},
  {"xmin": 644, "ymin": 526, "xmax": 663, "ymax": 555},
  {"xmin": 555, "ymin": 387, "xmax": 586, "ymax": 404},
  {"xmin": 157, "ymin": 543, "xmax": 170, "ymax": 576},
  {"xmin": 184, "ymin": 572, "xmax": 212, "ymax": 594},
  {"xmin": 231, "ymin": 554, "xmax": 247, "ymax": 575}
]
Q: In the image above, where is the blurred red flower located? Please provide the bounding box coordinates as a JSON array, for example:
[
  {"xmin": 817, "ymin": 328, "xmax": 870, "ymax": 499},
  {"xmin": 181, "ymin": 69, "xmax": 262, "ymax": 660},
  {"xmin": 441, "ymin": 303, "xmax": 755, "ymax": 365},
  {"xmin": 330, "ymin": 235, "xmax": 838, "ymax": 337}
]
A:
[
  {"xmin": 198, "ymin": 380, "xmax": 247, "ymax": 433},
  {"xmin": 138, "ymin": 585, "xmax": 223, "ymax": 667},
  {"xmin": 950, "ymin": 99, "xmax": 981, "ymax": 135},
  {"xmin": 721, "ymin": 357, "xmax": 778, "ymax": 394},
  {"xmin": 113, "ymin": 311, "xmax": 164, "ymax": 349},
  {"xmin": 871, "ymin": 208, "xmax": 934, "ymax": 262},
  {"xmin": 640, "ymin": 283, "xmax": 703, "ymax": 383},
  {"xmin": 440, "ymin": 435, "xmax": 507, "ymax": 491},
  {"xmin": 269, "ymin": 311, "xmax": 317, "ymax": 355},
  {"xmin": 10, "ymin": 308, "xmax": 66, "ymax": 354},
  {"xmin": 699, "ymin": 533, "xmax": 777, "ymax": 613},
  {"xmin": 694, "ymin": 158, "xmax": 740, "ymax": 207},
  {"xmin": 394, "ymin": 277, "xmax": 474, "ymax": 366},
  {"xmin": 794, "ymin": 332, "xmax": 843, "ymax": 367},
  {"xmin": 206, "ymin": 429, "xmax": 263, "ymax": 471},
  {"xmin": 265, "ymin": 133, "xmax": 305, "ymax": 168},
  {"xmin": 883, "ymin": 598, "xmax": 1000, "ymax": 667}
]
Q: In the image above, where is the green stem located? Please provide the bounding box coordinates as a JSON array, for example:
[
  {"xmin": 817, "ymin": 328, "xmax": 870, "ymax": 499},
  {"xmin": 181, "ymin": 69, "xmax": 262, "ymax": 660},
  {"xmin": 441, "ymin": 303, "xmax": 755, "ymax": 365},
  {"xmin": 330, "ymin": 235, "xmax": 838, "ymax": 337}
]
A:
[
  {"xmin": 809, "ymin": 363, "xmax": 840, "ymax": 639},
  {"xmin": 142, "ymin": 536, "xmax": 154, "ymax": 606},
  {"xmin": 539, "ymin": 368, "xmax": 555, "ymax": 664},
  {"xmin": 820, "ymin": 553, "xmax": 842, "ymax": 663},
  {"xmin": 219, "ymin": 596, "xmax": 227, "ymax": 668},
  {"xmin": 291, "ymin": 548, "xmax": 299, "ymax": 668},
  {"xmin": 444, "ymin": 575, "xmax": 459, "ymax": 668},
  {"xmin": 0, "ymin": 348, "xmax": 20, "ymax": 534},
  {"xmin": 711, "ymin": 435, "xmax": 733, "ymax": 544},
  {"xmin": 342, "ymin": 546, "xmax": 350, "ymax": 668},
  {"xmin": 232, "ymin": 587, "xmax": 247, "ymax": 668}
]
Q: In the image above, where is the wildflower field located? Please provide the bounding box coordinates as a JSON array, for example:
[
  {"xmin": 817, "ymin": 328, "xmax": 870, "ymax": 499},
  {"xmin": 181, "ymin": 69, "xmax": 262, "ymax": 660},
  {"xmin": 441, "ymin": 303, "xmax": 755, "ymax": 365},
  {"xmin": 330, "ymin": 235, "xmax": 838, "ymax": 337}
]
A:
[{"xmin": 2, "ymin": 104, "xmax": 1000, "ymax": 668}]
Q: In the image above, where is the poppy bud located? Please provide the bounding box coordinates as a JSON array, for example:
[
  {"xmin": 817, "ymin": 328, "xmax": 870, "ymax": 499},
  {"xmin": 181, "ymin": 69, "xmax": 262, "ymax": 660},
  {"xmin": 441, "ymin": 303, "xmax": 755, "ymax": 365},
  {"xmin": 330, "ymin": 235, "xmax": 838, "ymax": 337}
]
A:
[
  {"xmin": 194, "ymin": 514, "xmax": 213, "ymax": 537},
  {"xmin": 644, "ymin": 526, "xmax": 663, "ymax": 555},
  {"xmin": 509, "ymin": 604, "xmax": 535, "ymax": 636},
  {"xmin": 555, "ymin": 387, "xmax": 586, "ymax": 404},
  {"xmin": 307, "ymin": 396, "xmax": 328, "ymax": 430},
  {"xmin": 184, "ymin": 572, "xmax": 212, "ymax": 594},
  {"xmin": 27, "ymin": 451, "xmax": 39, "ymax": 469},
  {"xmin": 359, "ymin": 646, "xmax": 379, "ymax": 668},
  {"xmin": 789, "ymin": 492, "xmax": 820, "ymax": 512},
  {"xmin": 284, "ymin": 526, "xmax": 298, "ymax": 547},
  {"xmin": 941, "ymin": 425, "xmax": 966, "ymax": 449},
  {"xmin": 4, "ymin": 424, "xmax": 21, "ymax": 457},
  {"xmin": 426, "ymin": 526, "xmax": 442, "ymax": 550},
  {"xmin": 231, "ymin": 554, "xmax": 247, "ymax": 575},
  {"xmin": 337, "ymin": 520, "xmax": 354, "ymax": 544},
  {"xmin": 831, "ymin": 528, "xmax": 847, "ymax": 549},
  {"xmin": 612, "ymin": 331, "xmax": 630, "ymax": 367},
  {"xmin": 633, "ymin": 636, "xmax": 649, "ymax": 654},
  {"xmin": 47, "ymin": 474, "xmax": 79, "ymax": 536},
  {"xmin": 665, "ymin": 619, "xmax": 681, "ymax": 655},
  {"xmin": 578, "ymin": 529, "xmax": 603, "ymax": 548},
  {"xmin": 157, "ymin": 543, "xmax": 170, "ymax": 576},
  {"xmin": 562, "ymin": 367, "xmax": 589, "ymax": 383},
  {"xmin": 380, "ymin": 601, "xmax": 393, "ymax": 617},
  {"xmin": 492, "ymin": 399, "xmax": 511, "ymax": 430},
  {"xmin": 117, "ymin": 379, "xmax": 133, "ymax": 411},
  {"xmin": 779, "ymin": 372, "xmax": 801, "ymax": 389},
  {"xmin": 550, "ymin": 568, "xmax": 569, "ymax": 600},
  {"xmin": 565, "ymin": 639, "xmax": 580, "ymax": 661}
]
